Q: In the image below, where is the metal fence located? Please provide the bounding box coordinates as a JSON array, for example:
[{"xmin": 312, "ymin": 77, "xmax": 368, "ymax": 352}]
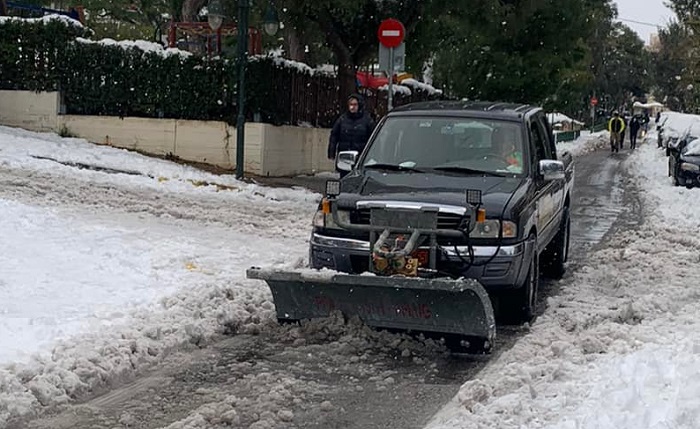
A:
[{"xmin": 554, "ymin": 130, "xmax": 581, "ymax": 143}]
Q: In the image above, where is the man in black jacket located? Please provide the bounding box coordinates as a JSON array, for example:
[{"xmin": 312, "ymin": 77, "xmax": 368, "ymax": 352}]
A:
[
  {"xmin": 328, "ymin": 94, "xmax": 376, "ymax": 177},
  {"xmin": 629, "ymin": 115, "xmax": 641, "ymax": 150}
]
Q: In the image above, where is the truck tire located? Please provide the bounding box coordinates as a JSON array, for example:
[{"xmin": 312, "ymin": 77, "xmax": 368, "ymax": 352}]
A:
[
  {"xmin": 498, "ymin": 234, "xmax": 538, "ymax": 324},
  {"xmin": 541, "ymin": 206, "xmax": 570, "ymax": 279}
]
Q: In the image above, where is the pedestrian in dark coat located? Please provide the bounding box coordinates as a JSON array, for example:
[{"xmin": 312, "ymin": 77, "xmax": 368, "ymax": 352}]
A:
[
  {"xmin": 629, "ymin": 115, "xmax": 641, "ymax": 149},
  {"xmin": 328, "ymin": 94, "xmax": 376, "ymax": 177}
]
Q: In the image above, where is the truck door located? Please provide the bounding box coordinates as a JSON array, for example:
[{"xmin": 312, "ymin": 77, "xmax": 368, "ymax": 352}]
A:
[
  {"xmin": 529, "ymin": 115, "xmax": 558, "ymax": 248},
  {"xmin": 537, "ymin": 113, "xmax": 565, "ymax": 218}
]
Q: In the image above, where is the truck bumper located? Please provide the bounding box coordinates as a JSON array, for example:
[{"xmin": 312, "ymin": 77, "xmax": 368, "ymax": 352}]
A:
[{"xmin": 309, "ymin": 232, "xmax": 532, "ymax": 292}]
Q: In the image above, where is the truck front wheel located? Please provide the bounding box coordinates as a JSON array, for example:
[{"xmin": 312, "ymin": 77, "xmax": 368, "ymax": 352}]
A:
[
  {"xmin": 541, "ymin": 206, "xmax": 570, "ymax": 279},
  {"xmin": 498, "ymin": 234, "xmax": 538, "ymax": 324}
]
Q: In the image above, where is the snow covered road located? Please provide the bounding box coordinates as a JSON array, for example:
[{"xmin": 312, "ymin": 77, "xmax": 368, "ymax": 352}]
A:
[{"xmin": 4, "ymin": 126, "xmax": 698, "ymax": 429}]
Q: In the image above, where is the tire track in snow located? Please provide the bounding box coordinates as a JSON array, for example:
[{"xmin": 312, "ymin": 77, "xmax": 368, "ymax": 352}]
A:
[{"xmin": 0, "ymin": 165, "xmax": 317, "ymax": 240}]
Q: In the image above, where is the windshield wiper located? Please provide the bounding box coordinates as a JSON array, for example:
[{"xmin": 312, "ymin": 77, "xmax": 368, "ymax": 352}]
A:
[
  {"xmin": 363, "ymin": 163, "xmax": 425, "ymax": 173},
  {"xmin": 432, "ymin": 166, "xmax": 507, "ymax": 177}
]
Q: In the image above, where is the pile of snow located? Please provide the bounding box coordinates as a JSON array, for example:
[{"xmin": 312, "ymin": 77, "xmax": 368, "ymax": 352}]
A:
[
  {"xmin": 426, "ymin": 132, "xmax": 700, "ymax": 428},
  {"xmin": 633, "ymin": 101, "xmax": 664, "ymax": 109},
  {"xmin": 556, "ymin": 130, "xmax": 607, "ymax": 156},
  {"xmin": 0, "ymin": 125, "xmax": 320, "ymax": 425},
  {"xmin": 75, "ymin": 37, "xmax": 191, "ymax": 58},
  {"xmin": 547, "ymin": 112, "xmax": 584, "ymax": 126},
  {"xmin": 378, "ymin": 83, "xmax": 412, "ymax": 96},
  {"xmin": 0, "ymin": 13, "xmax": 82, "ymax": 27},
  {"xmin": 400, "ymin": 78, "xmax": 443, "ymax": 95},
  {"xmin": 628, "ymin": 140, "xmax": 700, "ymax": 229},
  {"xmin": 0, "ymin": 126, "xmax": 315, "ymax": 203},
  {"xmin": 252, "ymin": 53, "xmax": 335, "ymax": 77}
]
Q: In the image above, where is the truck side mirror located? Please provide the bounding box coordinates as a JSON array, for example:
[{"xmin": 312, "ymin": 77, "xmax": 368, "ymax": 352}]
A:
[
  {"xmin": 539, "ymin": 160, "xmax": 565, "ymax": 181},
  {"xmin": 336, "ymin": 151, "xmax": 359, "ymax": 172}
]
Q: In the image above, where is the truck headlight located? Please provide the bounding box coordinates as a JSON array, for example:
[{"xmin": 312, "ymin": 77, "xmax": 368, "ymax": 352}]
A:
[
  {"xmin": 313, "ymin": 210, "xmax": 325, "ymax": 228},
  {"xmin": 681, "ymin": 162, "xmax": 700, "ymax": 172},
  {"xmin": 471, "ymin": 220, "xmax": 517, "ymax": 239},
  {"xmin": 312, "ymin": 210, "xmax": 351, "ymax": 229}
]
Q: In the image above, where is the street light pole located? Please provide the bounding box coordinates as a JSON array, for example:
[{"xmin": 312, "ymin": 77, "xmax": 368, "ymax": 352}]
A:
[{"xmin": 235, "ymin": 0, "xmax": 250, "ymax": 179}]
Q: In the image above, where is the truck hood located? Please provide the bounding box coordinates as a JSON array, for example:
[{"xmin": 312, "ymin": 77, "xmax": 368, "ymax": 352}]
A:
[{"xmin": 340, "ymin": 171, "xmax": 525, "ymax": 215}]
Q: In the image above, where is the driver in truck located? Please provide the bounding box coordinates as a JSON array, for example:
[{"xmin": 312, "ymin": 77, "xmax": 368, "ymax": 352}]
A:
[{"xmin": 492, "ymin": 126, "xmax": 523, "ymax": 173}]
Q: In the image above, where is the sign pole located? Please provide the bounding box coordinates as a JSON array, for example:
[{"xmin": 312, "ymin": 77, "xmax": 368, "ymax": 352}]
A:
[
  {"xmin": 388, "ymin": 47, "xmax": 394, "ymax": 111},
  {"xmin": 377, "ymin": 18, "xmax": 405, "ymax": 113},
  {"xmin": 590, "ymin": 92, "xmax": 596, "ymax": 133}
]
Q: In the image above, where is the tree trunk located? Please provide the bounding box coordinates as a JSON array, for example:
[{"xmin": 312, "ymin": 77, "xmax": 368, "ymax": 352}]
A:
[
  {"xmin": 180, "ymin": 0, "xmax": 208, "ymax": 55},
  {"xmin": 284, "ymin": 26, "xmax": 306, "ymax": 62},
  {"xmin": 181, "ymin": 0, "xmax": 207, "ymax": 22},
  {"xmin": 337, "ymin": 60, "xmax": 357, "ymax": 105},
  {"xmin": 0, "ymin": 0, "xmax": 7, "ymax": 16},
  {"xmin": 318, "ymin": 18, "xmax": 356, "ymax": 108}
]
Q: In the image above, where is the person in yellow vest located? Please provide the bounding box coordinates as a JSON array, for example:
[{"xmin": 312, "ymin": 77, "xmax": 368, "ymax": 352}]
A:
[{"xmin": 608, "ymin": 111, "xmax": 625, "ymax": 153}]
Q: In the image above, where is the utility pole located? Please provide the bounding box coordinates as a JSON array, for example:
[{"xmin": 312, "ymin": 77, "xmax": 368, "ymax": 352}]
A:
[{"xmin": 235, "ymin": 0, "xmax": 249, "ymax": 179}]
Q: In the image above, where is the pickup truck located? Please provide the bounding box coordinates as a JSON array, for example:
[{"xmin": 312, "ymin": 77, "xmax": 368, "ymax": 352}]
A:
[{"xmin": 309, "ymin": 101, "xmax": 575, "ymax": 322}]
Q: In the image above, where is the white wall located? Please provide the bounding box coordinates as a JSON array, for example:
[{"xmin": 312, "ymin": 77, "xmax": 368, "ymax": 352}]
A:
[
  {"xmin": 0, "ymin": 90, "xmax": 334, "ymax": 177},
  {"xmin": 260, "ymin": 124, "xmax": 333, "ymax": 176},
  {"xmin": 0, "ymin": 90, "xmax": 59, "ymax": 132}
]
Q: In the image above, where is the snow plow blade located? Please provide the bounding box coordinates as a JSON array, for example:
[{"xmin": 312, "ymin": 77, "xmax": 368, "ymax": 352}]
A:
[{"xmin": 246, "ymin": 267, "xmax": 496, "ymax": 353}]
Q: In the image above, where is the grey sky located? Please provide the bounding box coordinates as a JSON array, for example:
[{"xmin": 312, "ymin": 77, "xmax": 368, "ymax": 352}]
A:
[{"xmin": 614, "ymin": 0, "xmax": 675, "ymax": 44}]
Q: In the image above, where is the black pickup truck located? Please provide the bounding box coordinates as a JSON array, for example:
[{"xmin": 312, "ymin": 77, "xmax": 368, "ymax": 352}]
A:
[{"xmin": 310, "ymin": 101, "xmax": 574, "ymax": 322}]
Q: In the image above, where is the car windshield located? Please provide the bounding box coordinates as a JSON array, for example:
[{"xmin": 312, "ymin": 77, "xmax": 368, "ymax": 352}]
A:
[
  {"xmin": 361, "ymin": 116, "xmax": 525, "ymax": 175},
  {"xmin": 683, "ymin": 139, "xmax": 700, "ymax": 156}
]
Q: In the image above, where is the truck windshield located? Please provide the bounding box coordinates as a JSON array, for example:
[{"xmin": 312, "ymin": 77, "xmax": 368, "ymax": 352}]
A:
[{"xmin": 362, "ymin": 116, "xmax": 525, "ymax": 175}]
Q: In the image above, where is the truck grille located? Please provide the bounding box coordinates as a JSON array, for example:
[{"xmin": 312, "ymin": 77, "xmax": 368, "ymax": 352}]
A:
[{"xmin": 350, "ymin": 209, "xmax": 464, "ymax": 230}]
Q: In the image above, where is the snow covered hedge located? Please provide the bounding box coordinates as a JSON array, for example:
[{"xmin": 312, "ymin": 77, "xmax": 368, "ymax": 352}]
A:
[
  {"xmin": 0, "ymin": 16, "xmax": 442, "ymax": 127},
  {"xmin": 0, "ymin": 16, "xmax": 85, "ymax": 92}
]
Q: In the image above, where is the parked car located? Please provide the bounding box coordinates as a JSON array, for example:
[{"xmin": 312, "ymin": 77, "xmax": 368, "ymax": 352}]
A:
[
  {"xmin": 669, "ymin": 137, "xmax": 700, "ymax": 187},
  {"xmin": 659, "ymin": 112, "xmax": 700, "ymax": 150}
]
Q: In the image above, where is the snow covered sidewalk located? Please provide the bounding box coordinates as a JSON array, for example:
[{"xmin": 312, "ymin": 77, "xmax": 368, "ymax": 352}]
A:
[
  {"xmin": 427, "ymin": 137, "xmax": 700, "ymax": 428},
  {"xmin": 0, "ymin": 126, "xmax": 318, "ymax": 425}
]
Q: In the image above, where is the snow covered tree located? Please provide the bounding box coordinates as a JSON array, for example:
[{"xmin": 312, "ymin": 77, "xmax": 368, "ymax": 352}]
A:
[{"xmin": 77, "ymin": 0, "xmax": 176, "ymax": 40}]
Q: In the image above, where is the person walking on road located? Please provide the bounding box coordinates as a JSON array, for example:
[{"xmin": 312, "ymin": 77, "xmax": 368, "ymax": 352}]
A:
[
  {"xmin": 328, "ymin": 94, "xmax": 376, "ymax": 178},
  {"xmin": 619, "ymin": 114, "xmax": 628, "ymax": 149},
  {"xmin": 629, "ymin": 115, "xmax": 641, "ymax": 150},
  {"xmin": 608, "ymin": 111, "xmax": 625, "ymax": 153}
]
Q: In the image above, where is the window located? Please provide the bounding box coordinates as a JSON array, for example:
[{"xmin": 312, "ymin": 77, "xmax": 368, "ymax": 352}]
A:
[
  {"xmin": 530, "ymin": 116, "xmax": 554, "ymax": 162},
  {"xmin": 539, "ymin": 114, "xmax": 557, "ymax": 160},
  {"xmin": 361, "ymin": 116, "xmax": 525, "ymax": 175},
  {"xmin": 530, "ymin": 121, "xmax": 546, "ymax": 162},
  {"xmin": 682, "ymin": 139, "xmax": 700, "ymax": 156}
]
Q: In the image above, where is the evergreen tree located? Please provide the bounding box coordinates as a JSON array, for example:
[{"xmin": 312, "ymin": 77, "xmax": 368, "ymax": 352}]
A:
[
  {"xmin": 430, "ymin": 0, "xmax": 598, "ymax": 106},
  {"xmin": 662, "ymin": 0, "xmax": 700, "ymax": 112},
  {"xmin": 278, "ymin": 0, "xmax": 429, "ymax": 104}
]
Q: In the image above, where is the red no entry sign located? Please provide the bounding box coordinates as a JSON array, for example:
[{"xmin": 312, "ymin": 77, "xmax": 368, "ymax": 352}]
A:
[
  {"xmin": 591, "ymin": 96, "xmax": 598, "ymax": 106},
  {"xmin": 378, "ymin": 18, "xmax": 405, "ymax": 48}
]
